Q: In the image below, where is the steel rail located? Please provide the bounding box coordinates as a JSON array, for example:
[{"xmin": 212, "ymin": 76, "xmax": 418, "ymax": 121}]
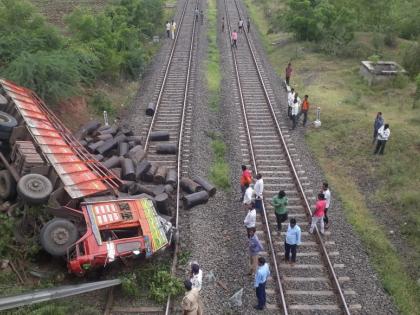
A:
[
  {"xmin": 232, "ymin": 0, "xmax": 351, "ymax": 313},
  {"xmin": 165, "ymin": 0, "xmax": 200, "ymax": 313},
  {"xmin": 143, "ymin": 0, "xmax": 191, "ymax": 151},
  {"xmin": 223, "ymin": 0, "xmax": 288, "ymax": 313}
]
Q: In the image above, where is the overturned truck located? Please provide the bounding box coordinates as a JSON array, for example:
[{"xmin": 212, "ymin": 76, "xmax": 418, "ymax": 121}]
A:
[{"xmin": 0, "ymin": 79, "xmax": 171, "ymax": 276}]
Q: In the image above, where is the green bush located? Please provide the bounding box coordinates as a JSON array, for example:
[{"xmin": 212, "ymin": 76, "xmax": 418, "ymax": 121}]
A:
[
  {"xmin": 149, "ymin": 270, "xmax": 183, "ymax": 303},
  {"xmin": 3, "ymin": 50, "xmax": 82, "ymax": 103},
  {"xmin": 89, "ymin": 91, "xmax": 115, "ymax": 115},
  {"xmin": 402, "ymin": 43, "xmax": 420, "ymax": 77}
]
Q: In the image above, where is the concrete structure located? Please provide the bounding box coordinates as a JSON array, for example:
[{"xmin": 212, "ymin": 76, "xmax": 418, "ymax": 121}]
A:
[{"xmin": 360, "ymin": 61, "xmax": 407, "ymax": 85}]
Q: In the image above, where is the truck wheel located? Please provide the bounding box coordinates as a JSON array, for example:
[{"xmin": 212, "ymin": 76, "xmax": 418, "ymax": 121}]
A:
[
  {"xmin": 0, "ymin": 170, "xmax": 16, "ymax": 200},
  {"xmin": 0, "ymin": 111, "xmax": 18, "ymax": 132},
  {"xmin": 17, "ymin": 174, "xmax": 53, "ymax": 204},
  {"xmin": 40, "ymin": 218, "xmax": 78, "ymax": 256}
]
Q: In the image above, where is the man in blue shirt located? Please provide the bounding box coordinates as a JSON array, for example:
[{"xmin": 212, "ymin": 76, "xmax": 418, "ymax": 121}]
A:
[
  {"xmin": 285, "ymin": 218, "xmax": 301, "ymax": 264},
  {"xmin": 254, "ymin": 257, "xmax": 270, "ymax": 310}
]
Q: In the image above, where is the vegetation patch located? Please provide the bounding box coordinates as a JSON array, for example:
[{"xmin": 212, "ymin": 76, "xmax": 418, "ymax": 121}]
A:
[{"xmin": 244, "ymin": 0, "xmax": 420, "ymax": 314}]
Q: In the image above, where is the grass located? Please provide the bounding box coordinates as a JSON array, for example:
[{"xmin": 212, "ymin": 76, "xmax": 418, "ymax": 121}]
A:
[
  {"xmin": 206, "ymin": 0, "xmax": 231, "ymax": 190},
  {"xmin": 244, "ymin": 0, "xmax": 420, "ymax": 314}
]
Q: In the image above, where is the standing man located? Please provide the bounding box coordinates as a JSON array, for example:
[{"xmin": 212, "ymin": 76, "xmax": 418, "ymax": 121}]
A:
[
  {"xmin": 243, "ymin": 183, "xmax": 254, "ymax": 209},
  {"xmin": 284, "ymin": 218, "xmax": 301, "ymax": 265},
  {"xmin": 200, "ymin": 10, "xmax": 204, "ymax": 25},
  {"xmin": 254, "ymin": 174, "xmax": 264, "ymax": 213},
  {"xmin": 165, "ymin": 21, "xmax": 171, "ymax": 38},
  {"xmin": 291, "ymin": 97, "xmax": 300, "ymax": 129},
  {"xmin": 298, "ymin": 95, "xmax": 310, "ymax": 127},
  {"xmin": 247, "ymin": 17, "xmax": 251, "ymax": 33},
  {"xmin": 285, "ymin": 62, "xmax": 293, "ymax": 86},
  {"xmin": 373, "ymin": 112, "xmax": 384, "ymax": 144},
  {"xmin": 170, "ymin": 20, "xmax": 176, "ymax": 40},
  {"xmin": 322, "ymin": 182, "xmax": 331, "ymax": 229},
  {"xmin": 238, "ymin": 18, "xmax": 244, "ymax": 33},
  {"xmin": 287, "ymin": 88, "xmax": 295, "ymax": 119},
  {"xmin": 194, "ymin": 8, "xmax": 199, "ymax": 21},
  {"xmin": 231, "ymin": 29, "xmax": 238, "ymax": 49},
  {"xmin": 221, "ymin": 17, "xmax": 225, "ymax": 32},
  {"xmin": 244, "ymin": 202, "xmax": 257, "ymax": 236},
  {"xmin": 254, "ymin": 257, "xmax": 270, "ymax": 310},
  {"xmin": 272, "ymin": 190, "xmax": 288, "ymax": 231},
  {"xmin": 310, "ymin": 193, "xmax": 326, "ymax": 235},
  {"xmin": 248, "ymin": 229, "xmax": 263, "ymax": 275},
  {"xmin": 374, "ymin": 123, "xmax": 390, "ymax": 155},
  {"xmin": 181, "ymin": 279, "xmax": 203, "ymax": 315},
  {"xmin": 240, "ymin": 165, "xmax": 252, "ymax": 199}
]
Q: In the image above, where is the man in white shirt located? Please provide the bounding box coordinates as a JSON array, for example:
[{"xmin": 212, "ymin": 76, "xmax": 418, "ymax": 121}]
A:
[
  {"xmin": 322, "ymin": 182, "xmax": 331, "ymax": 228},
  {"xmin": 244, "ymin": 202, "xmax": 257, "ymax": 236},
  {"xmin": 254, "ymin": 174, "xmax": 264, "ymax": 213},
  {"xmin": 243, "ymin": 183, "xmax": 254, "ymax": 209},
  {"xmin": 190, "ymin": 263, "xmax": 203, "ymax": 291},
  {"xmin": 374, "ymin": 123, "xmax": 390, "ymax": 155},
  {"xmin": 287, "ymin": 88, "xmax": 295, "ymax": 119},
  {"xmin": 165, "ymin": 21, "xmax": 171, "ymax": 38},
  {"xmin": 291, "ymin": 97, "xmax": 300, "ymax": 129}
]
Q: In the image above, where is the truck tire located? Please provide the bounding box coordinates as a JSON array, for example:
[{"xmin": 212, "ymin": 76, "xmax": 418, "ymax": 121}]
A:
[
  {"xmin": 0, "ymin": 111, "xmax": 18, "ymax": 133},
  {"xmin": 0, "ymin": 170, "xmax": 16, "ymax": 200},
  {"xmin": 40, "ymin": 218, "xmax": 78, "ymax": 256},
  {"xmin": 17, "ymin": 174, "xmax": 53, "ymax": 204}
]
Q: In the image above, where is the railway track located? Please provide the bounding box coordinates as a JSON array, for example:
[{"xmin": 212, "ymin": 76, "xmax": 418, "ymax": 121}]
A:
[
  {"xmin": 104, "ymin": 0, "xmax": 201, "ymax": 313},
  {"xmin": 223, "ymin": 0, "xmax": 362, "ymax": 313}
]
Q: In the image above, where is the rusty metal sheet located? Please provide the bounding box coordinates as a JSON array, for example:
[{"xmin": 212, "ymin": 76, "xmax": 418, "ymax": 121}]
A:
[{"xmin": 0, "ymin": 79, "xmax": 111, "ymax": 199}]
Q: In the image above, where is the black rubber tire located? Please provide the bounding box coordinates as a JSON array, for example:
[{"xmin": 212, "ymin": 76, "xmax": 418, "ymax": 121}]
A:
[
  {"xmin": 0, "ymin": 169, "xmax": 16, "ymax": 200},
  {"xmin": 17, "ymin": 174, "xmax": 53, "ymax": 205},
  {"xmin": 0, "ymin": 130, "xmax": 11, "ymax": 141},
  {"xmin": 0, "ymin": 111, "xmax": 18, "ymax": 133},
  {"xmin": 40, "ymin": 218, "xmax": 79, "ymax": 256}
]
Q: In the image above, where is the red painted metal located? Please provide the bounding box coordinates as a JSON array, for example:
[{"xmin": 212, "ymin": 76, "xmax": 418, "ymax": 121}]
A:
[{"xmin": 0, "ymin": 79, "xmax": 120, "ymax": 199}]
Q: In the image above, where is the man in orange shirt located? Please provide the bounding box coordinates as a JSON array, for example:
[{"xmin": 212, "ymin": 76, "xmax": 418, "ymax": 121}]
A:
[
  {"xmin": 298, "ymin": 95, "xmax": 310, "ymax": 127},
  {"xmin": 240, "ymin": 165, "xmax": 252, "ymax": 199}
]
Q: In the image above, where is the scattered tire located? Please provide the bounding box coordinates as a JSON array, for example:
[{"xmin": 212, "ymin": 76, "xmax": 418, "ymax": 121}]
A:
[
  {"xmin": 0, "ymin": 169, "xmax": 16, "ymax": 200},
  {"xmin": 0, "ymin": 111, "xmax": 18, "ymax": 133},
  {"xmin": 17, "ymin": 174, "xmax": 53, "ymax": 204},
  {"xmin": 40, "ymin": 218, "xmax": 79, "ymax": 256}
]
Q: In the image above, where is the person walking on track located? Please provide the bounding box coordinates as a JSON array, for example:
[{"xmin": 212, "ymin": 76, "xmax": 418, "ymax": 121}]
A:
[
  {"xmin": 285, "ymin": 62, "xmax": 293, "ymax": 86},
  {"xmin": 291, "ymin": 97, "xmax": 300, "ymax": 129},
  {"xmin": 170, "ymin": 20, "xmax": 176, "ymax": 40},
  {"xmin": 200, "ymin": 10, "xmax": 204, "ymax": 25},
  {"xmin": 181, "ymin": 280, "xmax": 203, "ymax": 315},
  {"xmin": 322, "ymin": 182, "xmax": 331, "ymax": 228},
  {"xmin": 372, "ymin": 112, "xmax": 384, "ymax": 145},
  {"xmin": 298, "ymin": 95, "xmax": 310, "ymax": 127},
  {"xmin": 221, "ymin": 17, "xmax": 225, "ymax": 32},
  {"xmin": 272, "ymin": 190, "xmax": 288, "ymax": 231},
  {"xmin": 240, "ymin": 164, "xmax": 252, "ymax": 199},
  {"xmin": 310, "ymin": 193, "xmax": 326, "ymax": 235},
  {"xmin": 244, "ymin": 202, "xmax": 257, "ymax": 236},
  {"xmin": 254, "ymin": 257, "xmax": 270, "ymax": 310},
  {"xmin": 238, "ymin": 18, "xmax": 244, "ymax": 33},
  {"xmin": 247, "ymin": 17, "xmax": 251, "ymax": 33},
  {"xmin": 288, "ymin": 88, "xmax": 295, "ymax": 119},
  {"xmin": 165, "ymin": 21, "xmax": 171, "ymax": 38},
  {"xmin": 285, "ymin": 218, "xmax": 301, "ymax": 265},
  {"xmin": 254, "ymin": 173, "xmax": 264, "ymax": 213},
  {"xmin": 248, "ymin": 228, "xmax": 263, "ymax": 275},
  {"xmin": 194, "ymin": 8, "xmax": 199, "ymax": 21},
  {"xmin": 231, "ymin": 29, "xmax": 238, "ymax": 48},
  {"xmin": 374, "ymin": 123, "xmax": 390, "ymax": 155}
]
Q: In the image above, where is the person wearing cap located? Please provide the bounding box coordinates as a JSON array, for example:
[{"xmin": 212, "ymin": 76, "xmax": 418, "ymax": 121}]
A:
[
  {"xmin": 254, "ymin": 257, "xmax": 270, "ymax": 310},
  {"xmin": 190, "ymin": 263, "xmax": 203, "ymax": 291},
  {"xmin": 181, "ymin": 279, "xmax": 203, "ymax": 315}
]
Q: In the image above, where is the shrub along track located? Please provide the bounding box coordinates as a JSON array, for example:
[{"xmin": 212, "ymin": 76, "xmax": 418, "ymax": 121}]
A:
[
  {"xmin": 104, "ymin": 0, "xmax": 201, "ymax": 313},
  {"xmin": 220, "ymin": 0, "xmax": 364, "ymax": 313}
]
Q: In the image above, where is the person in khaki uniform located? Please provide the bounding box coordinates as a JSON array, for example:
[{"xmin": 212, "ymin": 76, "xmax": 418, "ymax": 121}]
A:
[{"xmin": 181, "ymin": 280, "xmax": 203, "ymax": 315}]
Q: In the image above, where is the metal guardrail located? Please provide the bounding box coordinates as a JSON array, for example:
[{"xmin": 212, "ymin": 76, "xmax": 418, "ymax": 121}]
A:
[
  {"xmin": 232, "ymin": 0, "xmax": 351, "ymax": 313},
  {"xmin": 0, "ymin": 279, "xmax": 121, "ymax": 311}
]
